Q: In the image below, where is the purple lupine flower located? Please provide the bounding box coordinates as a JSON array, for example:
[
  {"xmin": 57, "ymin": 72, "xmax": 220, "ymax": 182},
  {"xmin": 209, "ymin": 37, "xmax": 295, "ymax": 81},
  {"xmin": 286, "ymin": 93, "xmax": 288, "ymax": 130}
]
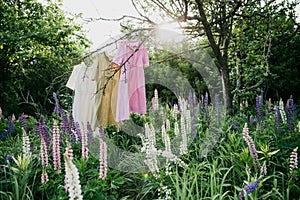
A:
[
  {"xmin": 204, "ymin": 92, "xmax": 209, "ymax": 119},
  {"xmin": 53, "ymin": 92, "xmax": 60, "ymax": 116},
  {"xmin": 274, "ymin": 105, "xmax": 281, "ymax": 133},
  {"xmin": 239, "ymin": 179, "xmax": 260, "ymax": 200},
  {"xmin": 4, "ymin": 153, "xmax": 14, "ymax": 165},
  {"xmin": 249, "ymin": 115, "xmax": 256, "ymax": 127},
  {"xmin": 19, "ymin": 113, "xmax": 28, "ymax": 134},
  {"xmin": 0, "ymin": 118, "xmax": 15, "ymax": 140},
  {"xmin": 256, "ymin": 94, "xmax": 264, "ymax": 126},
  {"xmin": 99, "ymin": 127, "xmax": 105, "ymax": 141},
  {"xmin": 231, "ymin": 121, "xmax": 240, "ymax": 131},
  {"xmin": 53, "ymin": 92, "xmax": 69, "ymax": 133},
  {"xmin": 242, "ymin": 123, "xmax": 260, "ymax": 171},
  {"xmin": 60, "ymin": 110, "xmax": 69, "ymax": 133},
  {"xmin": 74, "ymin": 122, "xmax": 81, "ymax": 142},
  {"xmin": 39, "ymin": 117, "xmax": 51, "ymax": 150},
  {"xmin": 286, "ymin": 96, "xmax": 295, "ymax": 133},
  {"xmin": 86, "ymin": 122, "xmax": 94, "ymax": 145}
]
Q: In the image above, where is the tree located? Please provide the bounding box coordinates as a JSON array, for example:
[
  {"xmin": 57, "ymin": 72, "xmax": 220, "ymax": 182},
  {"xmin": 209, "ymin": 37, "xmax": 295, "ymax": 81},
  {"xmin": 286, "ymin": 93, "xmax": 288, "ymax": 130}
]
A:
[
  {"xmin": 0, "ymin": 0, "xmax": 90, "ymax": 116},
  {"xmin": 118, "ymin": 0, "xmax": 300, "ymax": 114}
]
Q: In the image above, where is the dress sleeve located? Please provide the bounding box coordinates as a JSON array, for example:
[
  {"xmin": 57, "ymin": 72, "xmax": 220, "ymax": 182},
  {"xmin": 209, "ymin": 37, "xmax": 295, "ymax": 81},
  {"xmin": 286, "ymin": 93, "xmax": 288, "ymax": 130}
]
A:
[
  {"xmin": 66, "ymin": 64, "xmax": 81, "ymax": 90},
  {"xmin": 112, "ymin": 41, "xmax": 126, "ymax": 66}
]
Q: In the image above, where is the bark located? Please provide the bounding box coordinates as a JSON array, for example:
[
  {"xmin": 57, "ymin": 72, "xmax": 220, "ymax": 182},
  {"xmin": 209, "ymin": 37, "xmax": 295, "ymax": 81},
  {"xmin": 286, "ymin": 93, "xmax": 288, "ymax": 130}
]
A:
[{"xmin": 195, "ymin": 0, "xmax": 233, "ymax": 114}]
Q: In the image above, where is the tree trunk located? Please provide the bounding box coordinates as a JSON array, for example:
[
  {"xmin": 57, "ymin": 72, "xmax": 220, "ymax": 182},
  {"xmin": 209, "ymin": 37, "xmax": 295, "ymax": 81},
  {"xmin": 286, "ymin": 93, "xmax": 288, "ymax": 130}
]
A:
[{"xmin": 196, "ymin": 0, "xmax": 233, "ymax": 114}]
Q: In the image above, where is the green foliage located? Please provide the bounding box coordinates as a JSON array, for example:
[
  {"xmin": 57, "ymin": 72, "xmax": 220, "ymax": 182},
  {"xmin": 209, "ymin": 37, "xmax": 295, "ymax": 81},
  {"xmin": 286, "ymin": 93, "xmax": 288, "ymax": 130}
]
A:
[{"xmin": 0, "ymin": 0, "xmax": 90, "ymax": 117}]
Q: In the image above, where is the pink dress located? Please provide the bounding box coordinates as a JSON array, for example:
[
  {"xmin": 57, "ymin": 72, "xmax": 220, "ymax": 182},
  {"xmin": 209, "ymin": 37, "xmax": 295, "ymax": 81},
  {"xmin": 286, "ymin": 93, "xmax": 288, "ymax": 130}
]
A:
[{"xmin": 113, "ymin": 40, "xmax": 149, "ymax": 122}]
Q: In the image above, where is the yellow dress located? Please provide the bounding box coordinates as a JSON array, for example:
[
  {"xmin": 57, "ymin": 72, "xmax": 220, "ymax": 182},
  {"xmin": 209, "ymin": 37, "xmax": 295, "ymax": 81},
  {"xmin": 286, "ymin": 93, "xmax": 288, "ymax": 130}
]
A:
[{"xmin": 93, "ymin": 53, "xmax": 120, "ymax": 129}]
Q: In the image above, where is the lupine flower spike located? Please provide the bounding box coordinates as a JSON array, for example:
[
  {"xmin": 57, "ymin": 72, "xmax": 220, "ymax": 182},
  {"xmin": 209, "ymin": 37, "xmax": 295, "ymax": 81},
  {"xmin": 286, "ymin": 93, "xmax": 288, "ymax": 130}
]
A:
[
  {"xmin": 52, "ymin": 121, "xmax": 61, "ymax": 173},
  {"xmin": 99, "ymin": 128, "xmax": 107, "ymax": 180},
  {"xmin": 239, "ymin": 179, "xmax": 261, "ymax": 200},
  {"xmin": 242, "ymin": 123, "xmax": 260, "ymax": 171},
  {"xmin": 64, "ymin": 151, "xmax": 83, "ymax": 200},
  {"xmin": 289, "ymin": 147, "xmax": 298, "ymax": 176},
  {"xmin": 22, "ymin": 128, "xmax": 31, "ymax": 158},
  {"xmin": 40, "ymin": 136, "xmax": 49, "ymax": 183}
]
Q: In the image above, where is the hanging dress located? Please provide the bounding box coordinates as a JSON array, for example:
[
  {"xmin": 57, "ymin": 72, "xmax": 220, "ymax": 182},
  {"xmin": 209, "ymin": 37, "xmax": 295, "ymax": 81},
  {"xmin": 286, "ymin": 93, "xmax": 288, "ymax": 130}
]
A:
[
  {"xmin": 93, "ymin": 53, "xmax": 120, "ymax": 128},
  {"xmin": 66, "ymin": 61, "xmax": 96, "ymax": 130},
  {"xmin": 112, "ymin": 40, "xmax": 149, "ymax": 122}
]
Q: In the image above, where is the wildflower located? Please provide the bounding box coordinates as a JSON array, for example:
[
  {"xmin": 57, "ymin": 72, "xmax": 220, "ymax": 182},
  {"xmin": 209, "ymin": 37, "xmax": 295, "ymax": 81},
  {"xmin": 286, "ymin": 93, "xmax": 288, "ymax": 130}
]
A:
[
  {"xmin": 19, "ymin": 113, "xmax": 28, "ymax": 134},
  {"xmin": 64, "ymin": 152, "xmax": 83, "ymax": 200},
  {"xmin": 153, "ymin": 89, "xmax": 159, "ymax": 110},
  {"xmin": 279, "ymin": 98, "xmax": 287, "ymax": 123},
  {"xmin": 4, "ymin": 154, "xmax": 14, "ymax": 165},
  {"xmin": 52, "ymin": 121, "xmax": 61, "ymax": 173},
  {"xmin": 204, "ymin": 92, "xmax": 209, "ymax": 119},
  {"xmin": 142, "ymin": 123, "xmax": 159, "ymax": 174},
  {"xmin": 41, "ymin": 169, "xmax": 49, "ymax": 184},
  {"xmin": 40, "ymin": 136, "xmax": 49, "ymax": 167},
  {"xmin": 162, "ymin": 124, "xmax": 171, "ymax": 155},
  {"xmin": 231, "ymin": 121, "xmax": 240, "ymax": 131},
  {"xmin": 64, "ymin": 141, "xmax": 73, "ymax": 191},
  {"xmin": 0, "ymin": 107, "xmax": 2, "ymax": 120},
  {"xmin": 242, "ymin": 123, "xmax": 260, "ymax": 171},
  {"xmin": 256, "ymin": 94, "xmax": 264, "ymax": 126},
  {"xmin": 0, "ymin": 118, "xmax": 15, "ymax": 140},
  {"xmin": 286, "ymin": 96, "xmax": 295, "ymax": 133},
  {"xmin": 99, "ymin": 138, "xmax": 107, "ymax": 180},
  {"xmin": 289, "ymin": 147, "xmax": 298, "ymax": 175},
  {"xmin": 65, "ymin": 141, "xmax": 73, "ymax": 161},
  {"xmin": 174, "ymin": 121, "xmax": 179, "ymax": 136},
  {"xmin": 180, "ymin": 115, "xmax": 188, "ymax": 155},
  {"xmin": 81, "ymin": 127, "xmax": 88, "ymax": 160},
  {"xmin": 39, "ymin": 117, "xmax": 51, "ymax": 150},
  {"xmin": 172, "ymin": 104, "xmax": 179, "ymax": 119},
  {"xmin": 298, "ymin": 121, "xmax": 300, "ymax": 133},
  {"xmin": 249, "ymin": 115, "xmax": 256, "ymax": 127},
  {"xmin": 239, "ymin": 179, "xmax": 260, "ymax": 200},
  {"xmin": 22, "ymin": 128, "xmax": 31, "ymax": 157},
  {"xmin": 274, "ymin": 105, "xmax": 281, "ymax": 133}
]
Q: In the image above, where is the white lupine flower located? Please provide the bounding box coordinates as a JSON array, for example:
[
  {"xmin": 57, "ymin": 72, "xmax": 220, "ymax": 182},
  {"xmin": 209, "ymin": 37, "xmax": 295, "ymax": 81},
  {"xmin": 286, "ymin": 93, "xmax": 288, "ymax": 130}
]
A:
[
  {"xmin": 161, "ymin": 124, "xmax": 171, "ymax": 154},
  {"xmin": 64, "ymin": 153, "xmax": 83, "ymax": 200},
  {"xmin": 22, "ymin": 128, "xmax": 31, "ymax": 158},
  {"xmin": 298, "ymin": 121, "xmax": 300, "ymax": 133},
  {"xmin": 174, "ymin": 121, "xmax": 180, "ymax": 137},
  {"xmin": 165, "ymin": 119, "xmax": 170, "ymax": 132},
  {"xmin": 185, "ymin": 109, "xmax": 191, "ymax": 134},
  {"xmin": 179, "ymin": 114, "xmax": 188, "ymax": 155},
  {"xmin": 154, "ymin": 89, "xmax": 159, "ymax": 110},
  {"xmin": 279, "ymin": 98, "xmax": 287, "ymax": 123},
  {"xmin": 290, "ymin": 147, "xmax": 298, "ymax": 175}
]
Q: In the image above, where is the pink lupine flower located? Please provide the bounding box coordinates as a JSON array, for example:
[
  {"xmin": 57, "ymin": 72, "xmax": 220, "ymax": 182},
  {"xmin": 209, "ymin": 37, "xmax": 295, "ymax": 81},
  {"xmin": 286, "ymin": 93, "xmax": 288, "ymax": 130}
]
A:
[
  {"xmin": 64, "ymin": 141, "xmax": 73, "ymax": 192},
  {"xmin": 81, "ymin": 128, "xmax": 88, "ymax": 159},
  {"xmin": 40, "ymin": 136, "xmax": 49, "ymax": 167},
  {"xmin": 41, "ymin": 169, "xmax": 49, "ymax": 184},
  {"xmin": 99, "ymin": 138, "xmax": 107, "ymax": 180},
  {"xmin": 52, "ymin": 122, "xmax": 61, "ymax": 173},
  {"xmin": 242, "ymin": 123, "xmax": 260, "ymax": 171}
]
